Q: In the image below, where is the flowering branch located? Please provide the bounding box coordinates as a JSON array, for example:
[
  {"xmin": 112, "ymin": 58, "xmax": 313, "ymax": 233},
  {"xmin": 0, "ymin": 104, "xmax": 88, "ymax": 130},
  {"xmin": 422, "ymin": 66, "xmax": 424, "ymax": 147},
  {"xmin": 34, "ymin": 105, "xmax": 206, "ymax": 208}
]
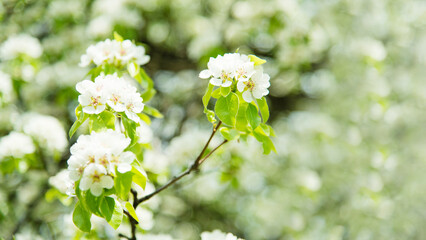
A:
[
  {"xmin": 118, "ymin": 121, "xmax": 227, "ymax": 240},
  {"xmin": 135, "ymin": 121, "xmax": 224, "ymax": 205}
]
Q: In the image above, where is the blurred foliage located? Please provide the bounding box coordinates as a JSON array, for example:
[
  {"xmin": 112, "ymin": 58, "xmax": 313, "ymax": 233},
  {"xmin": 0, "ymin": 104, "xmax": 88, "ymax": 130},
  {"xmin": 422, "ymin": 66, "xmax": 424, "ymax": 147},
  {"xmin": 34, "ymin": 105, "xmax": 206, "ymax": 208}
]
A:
[{"xmin": 1, "ymin": 0, "xmax": 426, "ymax": 239}]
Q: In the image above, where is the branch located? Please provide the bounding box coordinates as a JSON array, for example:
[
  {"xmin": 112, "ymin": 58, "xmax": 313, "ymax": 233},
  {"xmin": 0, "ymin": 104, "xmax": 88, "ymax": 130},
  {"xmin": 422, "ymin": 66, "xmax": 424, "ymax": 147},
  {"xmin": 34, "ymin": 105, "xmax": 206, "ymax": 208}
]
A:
[{"xmin": 135, "ymin": 121, "xmax": 226, "ymax": 206}]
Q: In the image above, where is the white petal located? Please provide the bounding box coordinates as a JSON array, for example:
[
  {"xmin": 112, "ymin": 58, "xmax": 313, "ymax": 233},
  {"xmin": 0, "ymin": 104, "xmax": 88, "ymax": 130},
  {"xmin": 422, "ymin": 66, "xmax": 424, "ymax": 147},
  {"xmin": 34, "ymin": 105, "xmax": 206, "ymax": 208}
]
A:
[
  {"xmin": 137, "ymin": 56, "xmax": 150, "ymax": 65},
  {"xmin": 222, "ymin": 80, "xmax": 232, "ymax": 87},
  {"xmin": 210, "ymin": 78, "xmax": 222, "ymax": 86},
  {"xmin": 126, "ymin": 111, "xmax": 140, "ymax": 122},
  {"xmin": 117, "ymin": 163, "xmax": 132, "ymax": 173},
  {"xmin": 69, "ymin": 170, "xmax": 81, "ymax": 181},
  {"xmin": 79, "ymin": 177, "xmax": 92, "ymax": 191},
  {"xmin": 90, "ymin": 182, "xmax": 103, "ymax": 196},
  {"xmin": 76, "ymin": 80, "xmax": 94, "ymax": 93},
  {"xmin": 237, "ymin": 81, "xmax": 246, "ymax": 92},
  {"xmin": 242, "ymin": 91, "xmax": 254, "ymax": 103},
  {"xmin": 100, "ymin": 176, "xmax": 114, "ymax": 189},
  {"xmin": 199, "ymin": 69, "xmax": 212, "ymax": 79},
  {"xmin": 119, "ymin": 151, "xmax": 136, "ymax": 164}
]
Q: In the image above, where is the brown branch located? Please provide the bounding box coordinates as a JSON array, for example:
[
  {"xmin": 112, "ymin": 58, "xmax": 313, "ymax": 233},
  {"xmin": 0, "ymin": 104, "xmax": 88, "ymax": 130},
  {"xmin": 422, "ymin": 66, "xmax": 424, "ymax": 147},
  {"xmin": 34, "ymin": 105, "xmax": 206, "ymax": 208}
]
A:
[
  {"xmin": 135, "ymin": 121, "xmax": 224, "ymax": 206},
  {"xmin": 122, "ymin": 121, "xmax": 228, "ymax": 240}
]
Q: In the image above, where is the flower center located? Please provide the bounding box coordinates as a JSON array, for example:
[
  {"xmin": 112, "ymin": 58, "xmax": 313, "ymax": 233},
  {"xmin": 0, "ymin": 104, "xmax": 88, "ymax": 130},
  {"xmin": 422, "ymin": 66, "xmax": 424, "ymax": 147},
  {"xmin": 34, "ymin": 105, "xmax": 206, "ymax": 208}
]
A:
[{"xmin": 91, "ymin": 96, "xmax": 101, "ymax": 108}]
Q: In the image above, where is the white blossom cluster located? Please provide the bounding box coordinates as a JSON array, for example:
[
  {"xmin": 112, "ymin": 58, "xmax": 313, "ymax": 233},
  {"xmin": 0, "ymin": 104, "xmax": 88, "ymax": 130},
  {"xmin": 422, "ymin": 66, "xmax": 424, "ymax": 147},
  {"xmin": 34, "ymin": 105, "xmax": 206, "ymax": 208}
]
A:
[
  {"xmin": 16, "ymin": 113, "xmax": 68, "ymax": 155},
  {"xmin": 79, "ymin": 39, "xmax": 150, "ymax": 67},
  {"xmin": 201, "ymin": 230, "xmax": 244, "ymax": 240},
  {"xmin": 76, "ymin": 74, "xmax": 144, "ymax": 122},
  {"xmin": 49, "ymin": 169, "xmax": 74, "ymax": 196},
  {"xmin": 67, "ymin": 130, "xmax": 136, "ymax": 196},
  {"xmin": 199, "ymin": 53, "xmax": 270, "ymax": 102},
  {"xmin": 0, "ymin": 70, "xmax": 13, "ymax": 104},
  {"xmin": 0, "ymin": 34, "xmax": 43, "ymax": 60},
  {"xmin": 0, "ymin": 132, "xmax": 35, "ymax": 160}
]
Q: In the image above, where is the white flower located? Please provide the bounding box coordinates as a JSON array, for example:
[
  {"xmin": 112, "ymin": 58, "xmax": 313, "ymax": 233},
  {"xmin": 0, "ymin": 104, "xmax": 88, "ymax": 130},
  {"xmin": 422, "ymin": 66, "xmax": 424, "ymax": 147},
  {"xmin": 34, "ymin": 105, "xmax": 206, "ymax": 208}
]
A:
[
  {"xmin": 76, "ymin": 79, "xmax": 107, "ymax": 114},
  {"xmin": 112, "ymin": 151, "xmax": 136, "ymax": 173},
  {"xmin": 0, "ymin": 132, "xmax": 35, "ymax": 159},
  {"xmin": 16, "ymin": 113, "xmax": 67, "ymax": 155},
  {"xmin": 49, "ymin": 169, "xmax": 74, "ymax": 196},
  {"xmin": 199, "ymin": 53, "xmax": 255, "ymax": 87},
  {"xmin": 79, "ymin": 163, "xmax": 114, "ymax": 196},
  {"xmin": 79, "ymin": 39, "xmax": 149, "ymax": 67},
  {"xmin": 67, "ymin": 130, "xmax": 137, "ymax": 185},
  {"xmin": 124, "ymin": 92, "xmax": 144, "ymax": 122},
  {"xmin": 201, "ymin": 230, "xmax": 244, "ymax": 240},
  {"xmin": 0, "ymin": 34, "xmax": 43, "ymax": 60},
  {"xmin": 236, "ymin": 67, "xmax": 270, "ymax": 103},
  {"xmin": 0, "ymin": 71, "xmax": 13, "ymax": 104}
]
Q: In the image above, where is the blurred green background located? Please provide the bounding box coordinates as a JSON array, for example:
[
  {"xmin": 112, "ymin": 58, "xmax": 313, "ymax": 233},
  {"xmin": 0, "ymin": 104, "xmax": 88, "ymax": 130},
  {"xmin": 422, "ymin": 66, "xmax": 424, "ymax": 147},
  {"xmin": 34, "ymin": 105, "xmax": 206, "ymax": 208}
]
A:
[{"xmin": 1, "ymin": 0, "xmax": 426, "ymax": 239}]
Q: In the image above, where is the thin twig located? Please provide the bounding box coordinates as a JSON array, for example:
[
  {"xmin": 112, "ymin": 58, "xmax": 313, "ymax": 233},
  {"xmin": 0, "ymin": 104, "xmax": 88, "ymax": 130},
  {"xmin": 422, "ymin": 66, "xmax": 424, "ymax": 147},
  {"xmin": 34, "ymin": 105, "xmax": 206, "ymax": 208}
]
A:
[{"xmin": 135, "ymin": 122, "xmax": 224, "ymax": 206}]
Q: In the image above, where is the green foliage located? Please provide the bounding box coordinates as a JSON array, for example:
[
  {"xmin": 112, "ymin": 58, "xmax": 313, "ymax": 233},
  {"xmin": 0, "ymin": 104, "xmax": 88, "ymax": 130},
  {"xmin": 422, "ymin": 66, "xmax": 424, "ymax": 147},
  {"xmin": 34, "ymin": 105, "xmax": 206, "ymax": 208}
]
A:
[
  {"xmin": 215, "ymin": 93, "xmax": 239, "ymax": 127},
  {"xmin": 125, "ymin": 202, "xmax": 139, "ymax": 221},
  {"xmin": 73, "ymin": 202, "xmax": 91, "ymax": 232},
  {"xmin": 114, "ymin": 170, "xmax": 134, "ymax": 200}
]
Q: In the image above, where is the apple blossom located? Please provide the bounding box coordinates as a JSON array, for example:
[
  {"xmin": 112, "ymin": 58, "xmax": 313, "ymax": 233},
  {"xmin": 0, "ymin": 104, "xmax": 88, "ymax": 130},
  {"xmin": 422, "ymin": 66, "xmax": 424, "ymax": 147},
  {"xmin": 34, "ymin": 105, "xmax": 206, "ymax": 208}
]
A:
[{"xmin": 0, "ymin": 132, "xmax": 35, "ymax": 159}]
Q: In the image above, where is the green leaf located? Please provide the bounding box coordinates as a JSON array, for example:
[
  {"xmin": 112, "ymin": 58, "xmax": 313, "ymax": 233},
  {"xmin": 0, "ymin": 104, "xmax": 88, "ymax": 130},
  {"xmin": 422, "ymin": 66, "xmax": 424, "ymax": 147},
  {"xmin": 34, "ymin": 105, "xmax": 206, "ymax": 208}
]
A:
[
  {"xmin": 114, "ymin": 31, "xmax": 124, "ymax": 42},
  {"xmin": 99, "ymin": 111, "xmax": 116, "ymax": 129},
  {"xmin": 85, "ymin": 191, "xmax": 102, "ymax": 215},
  {"xmin": 139, "ymin": 68, "xmax": 156, "ymax": 102},
  {"xmin": 204, "ymin": 108, "xmax": 217, "ymax": 123},
  {"xmin": 249, "ymin": 55, "xmax": 266, "ymax": 65},
  {"xmin": 202, "ymin": 84, "xmax": 214, "ymax": 108},
  {"xmin": 143, "ymin": 105, "xmax": 163, "ymax": 118},
  {"xmin": 137, "ymin": 113, "xmax": 151, "ymax": 125},
  {"xmin": 253, "ymin": 130, "xmax": 276, "ymax": 154},
  {"xmin": 122, "ymin": 116, "xmax": 138, "ymax": 147},
  {"xmin": 69, "ymin": 114, "xmax": 88, "ymax": 138},
  {"xmin": 246, "ymin": 103, "xmax": 261, "ymax": 130},
  {"xmin": 215, "ymin": 93, "xmax": 239, "ymax": 127},
  {"xmin": 73, "ymin": 201, "xmax": 92, "ymax": 232},
  {"xmin": 235, "ymin": 102, "xmax": 249, "ymax": 131},
  {"xmin": 211, "ymin": 88, "xmax": 221, "ymax": 99},
  {"xmin": 114, "ymin": 170, "xmax": 134, "ymax": 200},
  {"xmin": 131, "ymin": 167, "xmax": 146, "ymax": 189},
  {"xmin": 220, "ymin": 127, "xmax": 240, "ymax": 141},
  {"xmin": 100, "ymin": 196, "xmax": 115, "ymax": 221},
  {"xmin": 256, "ymin": 97, "xmax": 269, "ymax": 123},
  {"xmin": 69, "ymin": 105, "xmax": 89, "ymax": 138},
  {"xmin": 220, "ymin": 86, "xmax": 231, "ymax": 97},
  {"xmin": 108, "ymin": 199, "xmax": 123, "ymax": 229},
  {"xmin": 125, "ymin": 202, "xmax": 139, "ymax": 222}
]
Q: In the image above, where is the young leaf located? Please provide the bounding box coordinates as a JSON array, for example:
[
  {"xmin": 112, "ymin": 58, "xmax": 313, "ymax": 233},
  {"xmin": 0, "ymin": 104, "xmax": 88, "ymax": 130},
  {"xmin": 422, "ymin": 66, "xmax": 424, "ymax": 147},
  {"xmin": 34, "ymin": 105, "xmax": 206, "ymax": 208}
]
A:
[
  {"xmin": 204, "ymin": 108, "xmax": 217, "ymax": 123},
  {"xmin": 114, "ymin": 32, "xmax": 124, "ymax": 42},
  {"xmin": 73, "ymin": 201, "xmax": 92, "ymax": 232},
  {"xmin": 235, "ymin": 102, "xmax": 249, "ymax": 131},
  {"xmin": 253, "ymin": 131, "xmax": 276, "ymax": 154},
  {"xmin": 114, "ymin": 170, "xmax": 134, "ymax": 200},
  {"xmin": 215, "ymin": 93, "xmax": 239, "ymax": 127},
  {"xmin": 99, "ymin": 111, "xmax": 116, "ymax": 129},
  {"xmin": 202, "ymin": 84, "xmax": 214, "ymax": 108},
  {"xmin": 220, "ymin": 86, "xmax": 231, "ymax": 97},
  {"xmin": 137, "ymin": 112, "xmax": 151, "ymax": 125},
  {"xmin": 125, "ymin": 202, "xmax": 139, "ymax": 222},
  {"xmin": 211, "ymin": 88, "xmax": 221, "ymax": 99},
  {"xmin": 143, "ymin": 105, "xmax": 163, "ymax": 118},
  {"xmin": 122, "ymin": 116, "xmax": 138, "ymax": 146},
  {"xmin": 85, "ymin": 191, "xmax": 102, "ymax": 215},
  {"xmin": 131, "ymin": 167, "xmax": 147, "ymax": 189},
  {"xmin": 108, "ymin": 199, "xmax": 123, "ymax": 229},
  {"xmin": 69, "ymin": 114, "xmax": 88, "ymax": 138},
  {"xmin": 220, "ymin": 127, "xmax": 240, "ymax": 141},
  {"xmin": 100, "ymin": 196, "xmax": 115, "ymax": 221},
  {"xmin": 256, "ymin": 97, "xmax": 269, "ymax": 123},
  {"xmin": 246, "ymin": 103, "xmax": 261, "ymax": 130},
  {"xmin": 249, "ymin": 55, "xmax": 266, "ymax": 65}
]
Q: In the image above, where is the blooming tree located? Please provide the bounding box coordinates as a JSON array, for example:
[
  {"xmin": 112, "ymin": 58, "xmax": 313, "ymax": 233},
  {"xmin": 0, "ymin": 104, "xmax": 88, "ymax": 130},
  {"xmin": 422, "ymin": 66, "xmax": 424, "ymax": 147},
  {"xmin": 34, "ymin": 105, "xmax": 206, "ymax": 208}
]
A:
[{"xmin": 61, "ymin": 33, "xmax": 274, "ymax": 239}]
